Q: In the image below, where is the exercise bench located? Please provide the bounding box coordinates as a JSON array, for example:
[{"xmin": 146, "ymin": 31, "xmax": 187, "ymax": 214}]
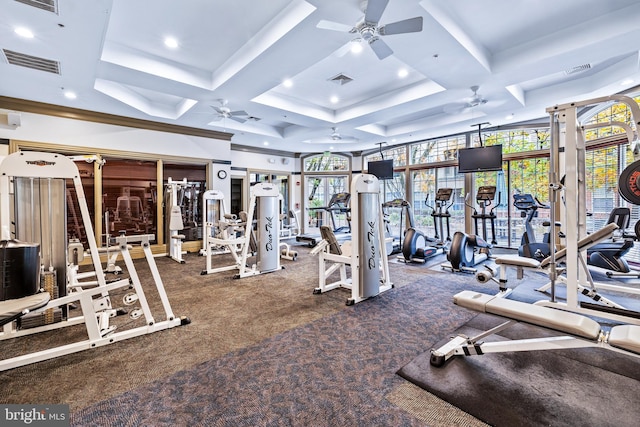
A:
[{"xmin": 430, "ymin": 290, "xmax": 640, "ymax": 367}]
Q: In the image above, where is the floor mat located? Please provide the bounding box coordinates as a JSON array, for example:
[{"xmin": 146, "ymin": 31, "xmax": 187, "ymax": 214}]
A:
[{"xmin": 397, "ymin": 314, "xmax": 640, "ymax": 427}]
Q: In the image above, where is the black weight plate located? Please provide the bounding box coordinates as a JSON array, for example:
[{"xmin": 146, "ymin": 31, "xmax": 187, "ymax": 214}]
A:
[{"xmin": 619, "ymin": 160, "xmax": 640, "ymax": 205}]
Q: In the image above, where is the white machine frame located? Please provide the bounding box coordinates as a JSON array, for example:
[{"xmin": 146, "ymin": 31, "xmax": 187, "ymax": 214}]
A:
[
  {"xmin": 431, "ymin": 94, "xmax": 640, "ymax": 367},
  {"xmin": 311, "ymin": 174, "xmax": 392, "ymax": 305},
  {"xmin": 540, "ymin": 95, "xmax": 640, "ymax": 321},
  {"xmin": 430, "ymin": 290, "xmax": 640, "ymax": 367},
  {"xmin": 166, "ymin": 177, "xmax": 187, "ymax": 263},
  {"xmin": 201, "ymin": 182, "xmax": 292, "ymax": 278},
  {"xmin": 476, "ymin": 95, "xmax": 640, "ymax": 325},
  {"xmin": 0, "ymin": 151, "xmax": 188, "ymax": 371}
]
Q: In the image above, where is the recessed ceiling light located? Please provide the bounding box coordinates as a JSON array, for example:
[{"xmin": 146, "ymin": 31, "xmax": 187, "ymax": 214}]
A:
[
  {"xmin": 283, "ymin": 79, "xmax": 293, "ymax": 88},
  {"xmin": 397, "ymin": 68, "xmax": 408, "ymax": 78},
  {"xmin": 621, "ymin": 78, "xmax": 634, "ymax": 85},
  {"xmin": 330, "ymin": 95, "xmax": 339, "ymax": 104},
  {"xmin": 64, "ymin": 91, "xmax": 77, "ymax": 100},
  {"xmin": 15, "ymin": 27, "xmax": 34, "ymax": 38},
  {"xmin": 164, "ymin": 37, "xmax": 178, "ymax": 49},
  {"xmin": 351, "ymin": 42, "xmax": 363, "ymax": 54},
  {"xmin": 329, "ymin": 146, "xmax": 334, "ymax": 150},
  {"xmin": 263, "ymin": 141, "xmax": 269, "ymax": 146},
  {"xmin": 505, "ymin": 113, "xmax": 514, "ymax": 120}
]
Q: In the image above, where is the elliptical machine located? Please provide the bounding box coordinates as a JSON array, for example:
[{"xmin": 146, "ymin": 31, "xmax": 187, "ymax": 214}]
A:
[
  {"xmin": 443, "ymin": 186, "xmax": 496, "ymax": 273},
  {"xmin": 401, "ymin": 188, "xmax": 453, "ymax": 263},
  {"xmin": 513, "ymin": 193, "xmax": 553, "ymax": 261}
]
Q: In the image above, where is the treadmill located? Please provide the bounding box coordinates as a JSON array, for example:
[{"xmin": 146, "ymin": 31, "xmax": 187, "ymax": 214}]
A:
[{"xmin": 296, "ymin": 192, "xmax": 351, "ymax": 247}]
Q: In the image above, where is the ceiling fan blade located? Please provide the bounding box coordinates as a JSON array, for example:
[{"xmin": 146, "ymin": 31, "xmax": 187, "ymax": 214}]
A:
[
  {"xmin": 379, "ymin": 16, "xmax": 423, "ymax": 35},
  {"xmin": 369, "ymin": 38, "xmax": 393, "ymax": 60},
  {"xmin": 229, "ymin": 110, "xmax": 248, "ymax": 116},
  {"xmin": 364, "ymin": 0, "xmax": 389, "ymax": 25},
  {"xmin": 229, "ymin": 116, "xmax": 247, "ymax": 124},
  {"xmin": 211, "ymin": 106, "xmax": 224, "ymax": 114},
  {"xmin": 317, "ymin": 20, "xmax": 353, "ymax": 32}
]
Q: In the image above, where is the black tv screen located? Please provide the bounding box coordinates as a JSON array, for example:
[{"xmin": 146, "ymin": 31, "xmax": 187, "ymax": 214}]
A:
[
  {"xmin": 368, "ymin": 159, "xmax": 394, "ymax": 180},
  {"xmin": 457, "ymin": 144, "xmax": 503, "ymax": 173}
]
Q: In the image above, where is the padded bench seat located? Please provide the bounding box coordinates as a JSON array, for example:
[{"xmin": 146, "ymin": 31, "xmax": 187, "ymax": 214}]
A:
[
  {"xmin": 0, "ymin": 293, "xmax": 51, "ymax": 326},
  {"xmin": 454, "ymin": 290, "xmax": 601, "ymax": 340},
  {"xmin": 454, "ymin": 290, "xmax": 640, "ymax": 354},
  {"xmin": 609, "ymin": 325, "xmax": 640, "ymax": 354}
]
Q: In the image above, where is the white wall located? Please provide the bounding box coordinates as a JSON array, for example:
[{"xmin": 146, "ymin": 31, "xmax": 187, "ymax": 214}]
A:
[{"xmin": 0, "ymin": 112, "xmax": 231, "ymax": 160}]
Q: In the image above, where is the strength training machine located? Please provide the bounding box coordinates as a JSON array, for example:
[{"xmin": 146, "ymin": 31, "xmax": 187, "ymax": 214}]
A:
[
  {"xmin": 0, "ymin": 151, "xmax": 189, "ymax": 371},
  {"xmin": 201, "ymin": 182, "xmax": 296, "ymax": 278},
  {"xmin": 430, "ymin": 94, "xmax": 640, "ymax": 368},
  {"xmin": 311, "ymin": 174, "xmax": 392, "ymax": 305}
]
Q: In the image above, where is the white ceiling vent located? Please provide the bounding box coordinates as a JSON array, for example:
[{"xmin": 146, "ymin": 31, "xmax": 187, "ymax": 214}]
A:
[
  {"xmin": 2, "ymin": 49, "xmax": 61, "ymax": 74},
  {"xmin": 14, "ymin": 0, "xmax": 58, "ymax": 13},
  {"xmin": 564, "ymin": 63, "xmax": 591, "ymax": 75},
  {"xmin": 329, "ymin": 73, "xmax": 353, "ymax": 85}
]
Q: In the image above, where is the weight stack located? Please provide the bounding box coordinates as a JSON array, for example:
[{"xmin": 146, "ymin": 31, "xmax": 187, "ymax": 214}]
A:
[{"xmin": 21, "ymin": 270, "xmax": 62, "ymax": 329}]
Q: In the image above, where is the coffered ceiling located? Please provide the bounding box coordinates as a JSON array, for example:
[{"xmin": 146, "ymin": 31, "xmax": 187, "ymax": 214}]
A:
[{"xmin": 2, "ymin": 0, "xmax": 640, "ymax": 153}]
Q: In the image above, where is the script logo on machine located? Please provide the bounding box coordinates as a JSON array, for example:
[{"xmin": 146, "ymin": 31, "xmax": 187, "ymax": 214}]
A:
[
  {"xmin": 367, "ymin": 220, "xmax": 377, "ymax": 270},
  {"xmin": 265, "ymin": 216, "xmax": 274, "ymax": 251}
]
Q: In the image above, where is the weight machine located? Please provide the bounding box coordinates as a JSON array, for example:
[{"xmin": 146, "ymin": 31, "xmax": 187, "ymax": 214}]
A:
[
  {"xmin": 0, "ymin": 151, "xmax": 189, "ymax": 371},
  {"xmin": 430, "ymin": 94, "xmax": 640, "ymax": 367},
  {"xmin": 311, "ymin": 174, "xmax": 392, "ymax": 305},
  {"xmin": 201, "ymin": 182, "xmax": 295, "ymax": 278},
  {"xmin": 482, "ymin": 95, "xmax": 640, "ymax": 324},
  {"xmin": 165, "ymin": 177, "xmax": 187, "ymax": 263}
]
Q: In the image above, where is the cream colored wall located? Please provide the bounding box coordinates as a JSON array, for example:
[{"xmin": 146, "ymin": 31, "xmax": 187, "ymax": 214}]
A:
[{"xmin": 0, "ymin": 112, "xmax": 230, "ymax": 160}]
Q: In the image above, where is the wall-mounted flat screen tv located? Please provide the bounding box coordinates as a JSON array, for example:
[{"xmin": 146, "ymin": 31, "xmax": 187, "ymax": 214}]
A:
[
  {"xmin": 457, "ymin": 144, "xmax": 503, "ymax": 173},
  {"xmin": 368, "ymin": 159, "xmax": 394, "ymax": 180}
]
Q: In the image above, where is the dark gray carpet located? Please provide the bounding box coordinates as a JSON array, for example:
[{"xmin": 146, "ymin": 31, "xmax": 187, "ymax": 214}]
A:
[
  {"xmin": 398, "ymin": 310, "xmax": 640, "ymax": 427},
  {"xmin": 70, "ymin": 272, "xmax": 500, "ymax": 426}
]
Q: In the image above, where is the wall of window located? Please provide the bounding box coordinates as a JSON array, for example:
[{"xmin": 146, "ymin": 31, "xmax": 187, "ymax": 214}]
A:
[{"xmin": 301, "ymin": 153, "xmax": 351, "ymax": 235}]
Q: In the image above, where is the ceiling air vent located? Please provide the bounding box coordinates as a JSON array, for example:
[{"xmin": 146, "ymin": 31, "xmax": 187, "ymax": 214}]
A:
[
  {"xmin": 564, "ymin": 63, "xmax": 591, "ymax": 75},
  {"xmin": 14, "ymin": 0, "xmax": 58, "ymax": 13},
  {"xmin": 328, "ymin": 73, "xmax": 353, "ymax": 85},
  {"xmin": 2, "ymin": 49, "xmax": 61, "ymax": 74}
]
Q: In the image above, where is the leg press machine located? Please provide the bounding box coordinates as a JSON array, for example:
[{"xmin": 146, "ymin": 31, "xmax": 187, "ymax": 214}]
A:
[{"xmin": 0, "ymin": 151, "xmax": 189, "ymax": 371}]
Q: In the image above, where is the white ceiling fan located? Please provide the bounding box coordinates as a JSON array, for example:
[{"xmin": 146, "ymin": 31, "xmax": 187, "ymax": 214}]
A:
[
  {"xmin": 443, "ymin": 86, "xmax": 489, "ymax": 114},
  {"xmin": 316, "ymin": 0, "xmax": 423, "ymax": 60},
  {"xmin": 303, "ymin": 127, "xmax": 359, "ymax": 144},
  {"xmin": 210, "ymin": 99, "xmax": 249, "ymax": 123}
]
